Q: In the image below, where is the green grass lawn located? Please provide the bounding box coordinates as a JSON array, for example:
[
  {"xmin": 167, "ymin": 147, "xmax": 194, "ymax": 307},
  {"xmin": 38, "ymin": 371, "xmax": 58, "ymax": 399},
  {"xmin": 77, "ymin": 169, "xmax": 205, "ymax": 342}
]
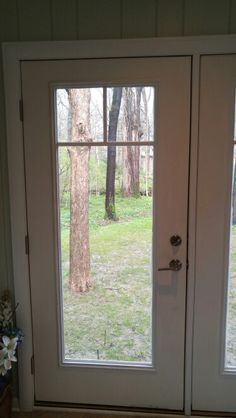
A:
[
  {"xmin": 61, "ymin": 195, "xmax": 153, "ymax": 362},
  {"xmin": 60, "ymin": 195, "xmax": 236, "ymax": 366}
]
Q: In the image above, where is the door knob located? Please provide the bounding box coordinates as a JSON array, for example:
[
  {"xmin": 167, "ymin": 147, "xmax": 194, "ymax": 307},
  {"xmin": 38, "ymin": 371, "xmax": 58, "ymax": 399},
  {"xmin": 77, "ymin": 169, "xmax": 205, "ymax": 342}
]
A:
[
  {"xmin": 158, "ymin": 259, "xmax": 182, "ymax": 272},
  {"xmin": 170, "ymin": 235, "xmax": 182, "ymax": 246}
]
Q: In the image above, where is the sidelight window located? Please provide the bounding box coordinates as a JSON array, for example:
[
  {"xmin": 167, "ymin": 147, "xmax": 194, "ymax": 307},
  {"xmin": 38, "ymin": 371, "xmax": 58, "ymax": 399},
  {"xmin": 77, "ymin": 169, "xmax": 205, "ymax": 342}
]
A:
[{"xmin": 225, "ymin": 97, "xmax": 236, "ymax": 369}]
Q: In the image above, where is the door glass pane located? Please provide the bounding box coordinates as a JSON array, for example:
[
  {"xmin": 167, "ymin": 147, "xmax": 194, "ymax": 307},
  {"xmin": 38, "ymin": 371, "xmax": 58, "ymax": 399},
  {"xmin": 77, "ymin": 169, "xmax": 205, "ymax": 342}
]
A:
[
  {"xmin": 56, "ymin": 88, "xmax": 103, "ymax": 142},
  {"xmin": 225, "ymin": 98, "xmax": 236, "ymax": 368},
  {"xmin": 56, "ymin": 86, "xmax": 154, "ymax": 143},
  {"xmin": 106, "ymin": 87, "xmax": 154, "ymax": 142},
  {"xmin": 55, "ymin": 86, "xmax": 154, "ymax": 365}
]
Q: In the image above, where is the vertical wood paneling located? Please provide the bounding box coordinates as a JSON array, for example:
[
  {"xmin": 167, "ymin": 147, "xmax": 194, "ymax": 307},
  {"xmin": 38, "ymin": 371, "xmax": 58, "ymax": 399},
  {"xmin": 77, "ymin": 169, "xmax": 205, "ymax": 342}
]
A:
[
  {"xmin": 230, "ymin": 0, "xmax": 236, "ymax": 33},
  {"xmin": 0, "ymin": 180, "xmax": 6, "ymax": 292},
  {"xmin": 0, "ymin": 0, "xmax": 19, "ymax": 41},
  {"xmin": 0, "ymin": 152, "xmax": 8, "ymax": 293},
  {"xmin": 184, "ymin": 0, "xmax": 230, "ymax": 35},
  {"xmin": 122, "ymin": 0, "xmax": 156, "ymax": 38},
  {"xmin": 157, "ymin": 0, "xmax": 184, "ymax": 37},
  {"xmin": 52, "ymin": 0, "xmax": 77, "ymax": 40},
  {"xmin": 0, "ymin": 0, "xmax": 18, "ymax": 291},
  {"xmin": 18, "ymin": 0, "xmax": 52, "ymax": 41},
  {"xmin": 0, "ymin": 56, "xmax": 13, "ymax": 292},
  {"xmin": 78, "ymin": 0, "xmax": 121, "ymax": 40}
]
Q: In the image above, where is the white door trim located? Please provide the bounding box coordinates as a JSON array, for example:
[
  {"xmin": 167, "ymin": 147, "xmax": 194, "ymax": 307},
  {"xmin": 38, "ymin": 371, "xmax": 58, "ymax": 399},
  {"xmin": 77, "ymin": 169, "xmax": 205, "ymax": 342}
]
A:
[{"xmin": 2, "ymin": 35, "xmax": 236, "ymax": 413}]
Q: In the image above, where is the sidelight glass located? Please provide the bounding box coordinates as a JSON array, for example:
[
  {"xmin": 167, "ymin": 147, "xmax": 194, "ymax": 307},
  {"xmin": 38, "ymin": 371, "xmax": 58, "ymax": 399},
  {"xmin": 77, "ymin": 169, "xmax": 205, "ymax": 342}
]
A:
[
  {"xmin": 225, "ymin": 99, "xmax": 236, "ymax": 368},
  {"xmin": 55, "ymin": 86, "xmax": 155, "ymax": 364}
]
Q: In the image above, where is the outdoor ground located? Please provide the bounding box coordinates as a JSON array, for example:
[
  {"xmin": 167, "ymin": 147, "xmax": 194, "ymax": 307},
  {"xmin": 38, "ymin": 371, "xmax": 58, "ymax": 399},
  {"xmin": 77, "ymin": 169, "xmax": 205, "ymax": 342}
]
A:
[
  {"xmin": 60, "ymin": 195, "xmax": 236, "ymax": 366},
  {"xmin": 61, "ymin": 195, "xmax": 152, "ymax": 362}
]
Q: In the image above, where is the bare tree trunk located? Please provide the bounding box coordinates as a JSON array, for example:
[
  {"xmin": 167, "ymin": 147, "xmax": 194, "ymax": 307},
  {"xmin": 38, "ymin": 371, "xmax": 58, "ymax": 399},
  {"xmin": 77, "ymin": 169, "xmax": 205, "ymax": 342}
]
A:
[
  {"xmin": 133, "ymin": 87, "xmax": 142, "ymax": 195},
  {"xmin": 122, "ymin": 88, "xmax": 135, "ymax": 197},
  {"xmin": 105, "ymin": 87, "xmax": 122, "ymax": 219},
  {"xmin": 122, "ymin": 87, "xmax": 142, "ymax": 197},
  {"xmin": 122, "ymin": 145, "xmax": 135, "ymax": 197},
  {"xmin": 142, "ymin": 89, "xmax": 151, "ymax": 196},
  {"xmin": 95, "ymin": 147, "xmax": 100, "ymax": 196},
  {"xmin": 67, "ymin": 89, "xmax": 91, "ymax": 293}
]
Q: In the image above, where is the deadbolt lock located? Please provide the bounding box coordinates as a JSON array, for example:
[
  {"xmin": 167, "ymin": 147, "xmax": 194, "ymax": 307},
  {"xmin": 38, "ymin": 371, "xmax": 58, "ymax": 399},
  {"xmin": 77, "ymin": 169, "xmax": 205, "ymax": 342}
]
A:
[{"xmin": 170, "ymin": 235, "xmax": 182, "ymax": 247}]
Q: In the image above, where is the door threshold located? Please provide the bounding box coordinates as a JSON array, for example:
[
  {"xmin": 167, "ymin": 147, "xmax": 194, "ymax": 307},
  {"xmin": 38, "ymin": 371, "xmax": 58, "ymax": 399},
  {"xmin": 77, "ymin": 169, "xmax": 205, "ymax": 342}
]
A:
[
  {"xmin": 12, "ymin": 408, "xmax": 236, "ymax": 418},
  {"xmin": 34, "ymin": 401, "xmax": 182, "ymax": 416},
  {"xmin": 12, "ymin": 402, "xmax": 235, "ymax": 418},
  {"xmin": 192, "ymin": 412, "xmax": 236, "ymax": 418}
]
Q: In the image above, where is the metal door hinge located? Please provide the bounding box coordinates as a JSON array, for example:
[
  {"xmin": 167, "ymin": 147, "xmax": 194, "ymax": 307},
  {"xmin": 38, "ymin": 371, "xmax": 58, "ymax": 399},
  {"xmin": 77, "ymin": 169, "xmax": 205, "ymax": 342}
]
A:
[
  {"xmin": 31, "ymin": 355, "xmax": 35, "ymax": 375},
  {"xmin": 25, "ymin": 235, "xmax": 29, "ymax": 255},
  {"xmin": 19, "ymin": 99, "xmax": 24, "ymax": 122}
]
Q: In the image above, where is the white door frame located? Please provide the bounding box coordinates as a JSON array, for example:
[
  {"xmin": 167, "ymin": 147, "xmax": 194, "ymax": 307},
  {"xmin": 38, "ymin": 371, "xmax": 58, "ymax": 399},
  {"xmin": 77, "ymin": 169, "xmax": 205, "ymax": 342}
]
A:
[{"xmin": 2, "ymin": 35, "xmax": 236, "ymax": 414}]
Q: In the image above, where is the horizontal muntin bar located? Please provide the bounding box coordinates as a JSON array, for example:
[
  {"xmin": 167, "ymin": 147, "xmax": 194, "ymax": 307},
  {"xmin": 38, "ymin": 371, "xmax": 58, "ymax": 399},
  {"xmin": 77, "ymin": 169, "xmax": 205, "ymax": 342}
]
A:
[{"xmin": 56, "ymin": 140, "xmax": 155, "ymax": 147}]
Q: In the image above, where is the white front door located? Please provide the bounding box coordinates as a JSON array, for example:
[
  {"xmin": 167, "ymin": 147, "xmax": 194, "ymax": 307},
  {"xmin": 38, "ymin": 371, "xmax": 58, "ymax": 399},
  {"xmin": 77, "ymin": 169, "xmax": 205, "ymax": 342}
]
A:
[
  {"xmin": 193, "ymin": 54, "xmax": 236, "ymax": 413},
  {"xmin": 21, "ymin": 57, "xmax": 190, "ymax": 409}
]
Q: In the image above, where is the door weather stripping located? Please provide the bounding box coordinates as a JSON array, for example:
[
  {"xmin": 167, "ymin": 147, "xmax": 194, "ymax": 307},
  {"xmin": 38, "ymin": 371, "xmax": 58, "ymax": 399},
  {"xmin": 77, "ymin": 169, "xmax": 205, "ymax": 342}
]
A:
[
  {"xmin": 25, "ymin": 235, "xmax": 29, "ymax": 255},
  {"xmin": 19, "ymin": 99, "xmax": 24, "ymax": 122},
  {"xmin": 31, "ymin": 355, "xmax": 34, "ymax": 375}
]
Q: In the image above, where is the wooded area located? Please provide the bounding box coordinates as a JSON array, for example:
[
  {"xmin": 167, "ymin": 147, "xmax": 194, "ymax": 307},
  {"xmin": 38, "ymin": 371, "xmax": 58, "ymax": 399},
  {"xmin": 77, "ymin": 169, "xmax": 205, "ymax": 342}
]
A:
[{"xmin": 57, "ymin": 86, "xmax": 154, "ymax": 294}]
